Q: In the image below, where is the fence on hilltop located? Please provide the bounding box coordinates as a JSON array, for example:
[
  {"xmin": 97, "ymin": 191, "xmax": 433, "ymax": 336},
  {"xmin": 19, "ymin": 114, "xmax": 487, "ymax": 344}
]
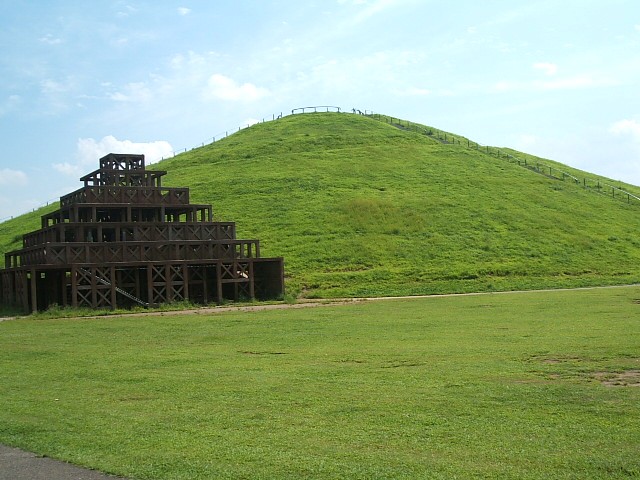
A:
[
  {"xmin": 2, "ymin": 106, "xmax": 638, "ymax": 223},
  {"xmin": 367, "ymin": 113, "xmax": 640, "ymax": 207}
]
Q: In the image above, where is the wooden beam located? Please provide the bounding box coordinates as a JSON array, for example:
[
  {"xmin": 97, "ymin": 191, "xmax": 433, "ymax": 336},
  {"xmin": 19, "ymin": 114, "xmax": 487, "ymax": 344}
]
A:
[{"xmin": 30, "ymin": 269, "xmax": 37, "ymax": 313}]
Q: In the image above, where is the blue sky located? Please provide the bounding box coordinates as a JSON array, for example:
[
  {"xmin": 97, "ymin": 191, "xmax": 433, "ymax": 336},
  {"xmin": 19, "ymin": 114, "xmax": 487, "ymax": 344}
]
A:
[{"xmin": 1, "ymin": 0, "xmax": 639, "ymax": 220}]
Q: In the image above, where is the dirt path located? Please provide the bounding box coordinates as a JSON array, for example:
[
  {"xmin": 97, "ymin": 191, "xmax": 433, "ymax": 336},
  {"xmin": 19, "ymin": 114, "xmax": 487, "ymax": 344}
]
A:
[{"xmin": 1, "ymin": 284, "xmax": 637, "ymax": 322}]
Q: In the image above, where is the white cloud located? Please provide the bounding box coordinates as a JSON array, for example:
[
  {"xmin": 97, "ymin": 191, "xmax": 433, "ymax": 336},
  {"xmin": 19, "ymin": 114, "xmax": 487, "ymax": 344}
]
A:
[
  {"xmin": 243, "ymin": 118, "xmax": 260, "ymax": 127},
  {"xmin": 178, "ymin": 7, "xmax": 191, "ymax": 15},
  {"xmin": 0, "ymin": 95, "xmax": 21, "ymax": 116},
  {"xmin": 610, "ymin": 119, "xmax": 640, "ymax": 140},
  {"xmin": 41, "ymin": 79, "xmax": 68, "ymax": 94},
  {"xmin": 394, "ymin": 86, "xmax": 431, "ymax": 96},
  {"xmin": 533, "ymin": 62, "xmax": 558, "ymax": 76},
  {"xmin": 353, "ymin": 0, "xmax": 404, "ymax": 24},
  {"xmin": 493, "ymin": 73, "xmax": 617, "ymax": 93},
  {"xmin": 109, "ymin": 82, "xmax": 152, "ymax": 102},
  {"xmin": 52, "ymin": 162, "xmax": 81, "ymax": 177},
  {"xmin": 609, "ymin": 120, "xmax": 640, "ymax": 175},
  {"xmin": 203, "ymin": 74, "xmax": 269, "ymax": 102},
  {"xmin": 116, "ymin": 4, "xmax": 137, "ymax": 17},
  {"xmin": 513, "ymin": 134, "xmax": 540, "ymax": 151},
  {"xmin": 39, "ymin": 77, "xmax": 78, "ymax": 113},
  {"xmin": 299, "ymin": 51, "xmax": 420, "ymax": 96},
  {"xmin": 53, "ymin": 136, "xmax": 174, "ymax": 177},
  {"xmin": 533, "ymin": 75, "xmax": 607, "ymax": 90},
  {"xmin": 493, "ymin": 80, "xmax": 516, "ymax": 92},
  {"xmin": 0, "ymin": 168, "xmax": 28, "ymax": 186},
  {"xmin": 40, "ymin": 34, "xmax": 62, "ymax": 45}
]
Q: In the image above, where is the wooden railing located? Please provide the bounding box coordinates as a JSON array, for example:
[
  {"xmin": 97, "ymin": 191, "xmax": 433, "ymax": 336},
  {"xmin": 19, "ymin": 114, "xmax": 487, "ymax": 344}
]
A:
[
  {"xmin": 61, "ymin": 186, "xmax": 190, "ymax": 208},
  {"xmin": 22, "ymin": 222, "xmax": 236, "ymax": 248},
  {"xmin": 11, "ymin": 240, "xmax": 261, "ymax": 267}
]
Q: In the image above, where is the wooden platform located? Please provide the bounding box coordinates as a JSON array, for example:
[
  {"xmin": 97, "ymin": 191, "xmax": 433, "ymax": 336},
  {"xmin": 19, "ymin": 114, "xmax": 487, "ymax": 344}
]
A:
[{"xmin": 1, "ymin": 153, "xmax": 284, "ymax": 313}]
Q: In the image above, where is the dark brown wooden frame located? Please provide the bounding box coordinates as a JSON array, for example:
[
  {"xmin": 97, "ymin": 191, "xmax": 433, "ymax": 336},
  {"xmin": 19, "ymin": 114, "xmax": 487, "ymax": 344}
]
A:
[{"xmin": 1, "ymin": 153, "xmax": 284, "ymax": 313}]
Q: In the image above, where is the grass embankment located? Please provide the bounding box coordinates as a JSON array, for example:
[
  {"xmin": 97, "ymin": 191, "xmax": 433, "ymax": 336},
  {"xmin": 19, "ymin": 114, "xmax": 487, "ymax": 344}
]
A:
[
  {"xmin": 159, "ymin": 113, "xmax": 640, "ymax": 297},
  {"xmin": 2, "ymin": 112, "xmax": 640, "ymax": 300},
  {"xmin": 0, "ymin": 287, "xmax": 638, "ymax": 479},
  {"xmin": 0, "ymin": 203, "xmax": 57, "ymax": 267}
]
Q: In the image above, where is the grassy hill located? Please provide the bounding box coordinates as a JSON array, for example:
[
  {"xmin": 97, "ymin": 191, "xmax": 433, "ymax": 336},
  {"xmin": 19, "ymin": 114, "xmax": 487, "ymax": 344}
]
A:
[{"xmin": 2, "ymin": 112, "xmax": 640, "ymax": 299}]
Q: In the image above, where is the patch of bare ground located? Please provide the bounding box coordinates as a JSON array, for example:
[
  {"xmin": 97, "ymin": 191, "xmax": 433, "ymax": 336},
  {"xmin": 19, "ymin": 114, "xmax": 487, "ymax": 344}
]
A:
[
  {"xmin": 540, "ymin": 357, "xmax": 580, "ymax": 364},
  {"xmin": 593, "ymin": 370, "xmax": 640, "ymax": 387},
  {"xmin": 526, "ymin": 354, "xmax": 640, "ymax": 387}
]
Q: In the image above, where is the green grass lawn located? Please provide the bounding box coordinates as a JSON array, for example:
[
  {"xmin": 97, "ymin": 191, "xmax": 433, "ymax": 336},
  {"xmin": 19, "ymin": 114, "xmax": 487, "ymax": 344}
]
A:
[{"xmin": 1, "ymin": 286, "xmax": 638, "ymax": 479}]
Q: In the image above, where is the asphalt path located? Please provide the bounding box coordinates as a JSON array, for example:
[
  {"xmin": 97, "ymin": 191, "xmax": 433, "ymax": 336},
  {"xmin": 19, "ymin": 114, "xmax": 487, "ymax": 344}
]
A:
[{"xmin": 0, "ymin": 445, "xmax": 128, "ymax": 480}]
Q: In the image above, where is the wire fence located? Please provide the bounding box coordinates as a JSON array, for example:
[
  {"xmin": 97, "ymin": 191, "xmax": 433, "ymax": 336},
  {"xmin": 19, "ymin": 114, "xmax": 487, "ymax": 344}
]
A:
[
  {"xmin": 0, "ymin": 198, "xmax": 59, "ymax": 224},
  {"xmin": 2, "ymin": 106, "xmax": 638, "ymax": 224},
  {"xmin": 1, "ymin": 107, "xmax": 350, "ymax": 223},
  {"xmin": 161, "ymin": 106, "xmax": 379, "ymax": 159},
  {"xmin": 367, "ymin": 113, "xmax": 640, "ymax": 207}
]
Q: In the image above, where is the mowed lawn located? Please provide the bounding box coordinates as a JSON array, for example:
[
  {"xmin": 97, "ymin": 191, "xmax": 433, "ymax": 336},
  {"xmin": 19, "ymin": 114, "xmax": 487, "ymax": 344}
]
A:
[{"xmin": 0, "ymin": 287, "xmax": 639, "ymax": 479}]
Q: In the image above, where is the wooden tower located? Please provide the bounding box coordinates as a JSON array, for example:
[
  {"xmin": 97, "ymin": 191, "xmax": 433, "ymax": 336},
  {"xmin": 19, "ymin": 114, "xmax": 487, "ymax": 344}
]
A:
[{"xmin": 1, "ymin": 153, "xmax": 284, "ymax": 313}]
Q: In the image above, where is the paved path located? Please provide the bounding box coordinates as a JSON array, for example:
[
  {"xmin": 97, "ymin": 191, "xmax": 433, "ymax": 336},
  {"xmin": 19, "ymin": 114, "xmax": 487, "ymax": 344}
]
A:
[{"xmin": 0, "ymin": 445, "xmax": 128, "ymax": 480}]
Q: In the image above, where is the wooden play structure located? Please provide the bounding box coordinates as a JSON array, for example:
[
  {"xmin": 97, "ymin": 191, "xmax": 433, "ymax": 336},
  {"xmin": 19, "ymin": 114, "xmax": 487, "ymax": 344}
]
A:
[{"xmin": 1, "ymin": 153, "xmax": 284, "ymax": 313}]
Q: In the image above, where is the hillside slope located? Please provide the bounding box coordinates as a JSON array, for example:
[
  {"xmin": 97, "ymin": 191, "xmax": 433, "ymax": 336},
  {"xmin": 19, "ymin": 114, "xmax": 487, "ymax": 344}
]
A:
[
  {"xmin": 159, "ymin": 112, "xmax": 640, "ymax": 297},
  {"xmin": 2, "ymin": 112, "xmax": 640, "ymax": 299}
]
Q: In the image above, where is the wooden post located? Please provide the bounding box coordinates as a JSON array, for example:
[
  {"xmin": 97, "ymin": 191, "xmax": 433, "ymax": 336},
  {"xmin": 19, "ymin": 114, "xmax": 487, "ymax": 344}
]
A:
[
  {"xmin": 71, "ymin": 267, "xmax": 78, "ymax": 308},
  {"xmin": 62, "ymin": 271, "xmax": 68, "ymax": 307},
  {"xmin": 202, "ymin": 266, "xmax": 209, "ymax": 304},
  {"xmin": 30, "ymin": 269, "xmax": 37, "ymax": 313},
  {"xmin": 166, "ymin": 264, "xmax": 173, "ymax": 302},
  {"xmin": 216, "ymin": 262, "xmax": 223, "ymax": 303},
  {"xmin": 249, "ymin": 260, "xmax": 255, "ymax": 300},
  {"xmin": 182, "ymin": 264, "xmax": 189, "ymax": 301},
  {"xmin": 110, "ymin": 266, "xmax": 117, "ymax": 309},
  {"xmin": 147, "ymin": 265, "xmax": 154, "ymax": 306},
  {"xmin": 90, "ymin": 267, "xmax": 97, "ymax": 308},
  {"xmin": 134, "ymin": 268, "xmax": 141, "ymax": 302}
]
